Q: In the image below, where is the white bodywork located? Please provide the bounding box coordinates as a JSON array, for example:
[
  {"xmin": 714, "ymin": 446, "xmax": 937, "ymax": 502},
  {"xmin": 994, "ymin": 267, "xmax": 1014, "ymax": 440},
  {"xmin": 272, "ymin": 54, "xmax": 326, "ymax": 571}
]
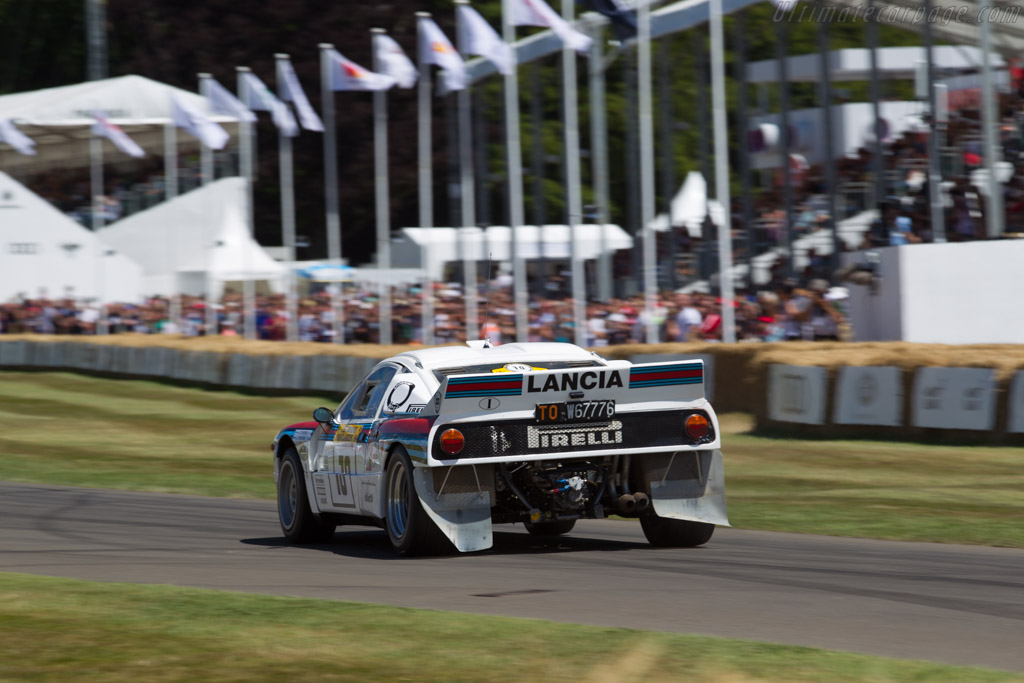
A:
[{"xmin": 274, "ymin": 342, "xmax": 728, "ymax": 552}]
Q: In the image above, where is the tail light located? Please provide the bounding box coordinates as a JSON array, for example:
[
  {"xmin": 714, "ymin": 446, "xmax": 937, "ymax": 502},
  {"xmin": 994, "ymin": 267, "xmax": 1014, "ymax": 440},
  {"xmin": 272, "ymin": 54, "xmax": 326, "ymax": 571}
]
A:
[
  {"xmin": 439, "ymin": 428, "xmax": 465, "ymax": 456},
  {"xmin": 685, "ymin": 414, "xmax": 710, "ymax": 441}
]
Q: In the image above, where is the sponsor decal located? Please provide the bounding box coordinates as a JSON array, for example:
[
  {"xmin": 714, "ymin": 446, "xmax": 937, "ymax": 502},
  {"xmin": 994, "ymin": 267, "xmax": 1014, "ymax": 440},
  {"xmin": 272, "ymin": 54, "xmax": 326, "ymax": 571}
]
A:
[
  {"xmin": 446, "ymin": 374, "xmax": 523, "ymax": 398},
  {"xmin": 362, "ymin": 481, "xmax": 376, "ymax": 504},
  {"xmin": 405, "ymin": 404, "xmax": 426, "ymax": 414},
  {"xmin": 386, "ymin": 381, "xmax": 416, "ymax": 411},
  {"xmin": 292, "ymin": 429, "xmax": 313, "ymax": 441},
  {"xmin": 479, "ymin": 397, "xmax": 501, "ymax": 410},
  {"xmin": 628, "ymin": 363, "xmax": 702, "ymax": 389},
  {"xmin": 492, "ymin": 363, "xmax": 546, "ymax": 373},
  {"xmin": 334, "ymin": 424, "xmax": 364, "ymax": 443},
  {"xmin": 526, "ymin": 420, "xmax": 623, "ymax": 449},
  {"xmin": 526, "ymin": 370, "xmax": 624, "ymax": 393}
]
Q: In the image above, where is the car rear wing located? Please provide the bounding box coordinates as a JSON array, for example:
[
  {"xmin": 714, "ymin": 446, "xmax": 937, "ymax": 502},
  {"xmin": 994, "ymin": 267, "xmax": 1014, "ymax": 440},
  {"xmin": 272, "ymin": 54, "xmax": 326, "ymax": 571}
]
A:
[{"xmin": 431, "ymin": 360, "xmax": 705, "ymax": 420}]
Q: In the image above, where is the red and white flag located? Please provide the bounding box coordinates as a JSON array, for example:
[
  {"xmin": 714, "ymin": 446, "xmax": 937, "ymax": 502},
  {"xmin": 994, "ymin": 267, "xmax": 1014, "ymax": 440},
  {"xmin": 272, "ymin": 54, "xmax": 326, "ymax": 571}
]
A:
[
  {"xmin": 91, "ymin": 111, "xmax": 145, "ymax": 158},
  {"xmin": 419, "ymin": 17, "xmax": 466, "ymax": 91},
  {"xmin": 508, "ymin": 0, "xmax": 592, "ymax": 53},
  {"xmin": 457, "ymin": 5, "xmax": 513, "ymax": 76},
  {"xmin": 0, "ymin": 118, "xmax": 35, "ymax": 156},
  {"xmin": 327, "ymin": 49, "xmax": 396, "ymax": 92}
]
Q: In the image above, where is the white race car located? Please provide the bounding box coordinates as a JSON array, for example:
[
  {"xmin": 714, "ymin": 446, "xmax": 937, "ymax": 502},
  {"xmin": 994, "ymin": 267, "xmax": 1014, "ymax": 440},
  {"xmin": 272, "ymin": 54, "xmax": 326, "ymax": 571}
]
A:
[{"xmin": 272, "ymin": 341, "xmax": 728, "ymax": 556}]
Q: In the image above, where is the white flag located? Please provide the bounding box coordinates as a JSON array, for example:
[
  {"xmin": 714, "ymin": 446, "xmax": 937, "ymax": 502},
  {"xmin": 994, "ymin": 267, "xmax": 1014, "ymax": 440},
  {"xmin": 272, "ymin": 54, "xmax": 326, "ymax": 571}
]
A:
[
  {"xmin": 276, "ymin": 58, "xmax": 324, "ymax": 131},
  {"xmin": 508, "ymin": 0, "xmax": 592, "ymax": 53},
  {"xmin": 419, "ymin": 17, "xmax": 466, "ymax": 91},
  {"xmin": 206, "ymin": 78, "xmax": 257, "ymax": 123},
  {"xmin": 327, "ymin": 49, "xmax": 396, "ymax": 91},
  {"xmin": 373, "ymin": 34, "xmax": 418, "ymax": 89},
  {"xmin": 240, "ymin": 71, "xmax": 299, "ymax": 137},
  {"xmin": 0, "ymin": 119, "xmax": 36, "ymax": 156},
  {"xmin": 170, "ymin": 93, "xmax": 229, "ymax": 150},
  {"xmin": 457, "ymin": 5, "xmax": 513, "ymax": 76},
  {"xmin": 91, "ymin": 111, "xmax": 145, "ymax": 158}
]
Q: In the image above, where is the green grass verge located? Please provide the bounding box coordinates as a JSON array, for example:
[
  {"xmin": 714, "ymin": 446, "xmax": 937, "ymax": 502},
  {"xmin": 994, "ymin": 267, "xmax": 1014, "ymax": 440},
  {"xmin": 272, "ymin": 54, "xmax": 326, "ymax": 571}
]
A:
[
  {"xmin": 1, "ymin": 371, "xmax": 1023, "ymax": 547},
  {"xmin": 0, "ymin": 573, "xmax": 1017, "ymax": 682}
]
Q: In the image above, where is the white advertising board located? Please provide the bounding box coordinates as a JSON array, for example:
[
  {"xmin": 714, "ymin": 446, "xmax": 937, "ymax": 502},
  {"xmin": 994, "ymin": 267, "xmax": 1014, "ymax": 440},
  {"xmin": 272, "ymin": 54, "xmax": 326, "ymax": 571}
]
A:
[
  {"xmin": 768, "ymin": 365, "xmax": 827, "ymax": 425},
  {"xmin": 1007, "ymin": 371, "xmax": 1024, "ymax": 433},
  {"xmin": 911, "ymin": 367, "xmax": 996, "ymax": 431},
  {"xmin": 833, "ymin": 366, "xmax": 903, "ymax": 426}
]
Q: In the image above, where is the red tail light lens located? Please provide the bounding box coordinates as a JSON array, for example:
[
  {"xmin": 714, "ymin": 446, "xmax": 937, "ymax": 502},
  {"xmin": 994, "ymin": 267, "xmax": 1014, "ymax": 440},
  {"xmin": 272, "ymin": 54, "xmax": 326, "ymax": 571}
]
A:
[
  {"xmin": 685, "ymin": 414, "xmax": 710, "ymax": 441},
  {"xmin": 440, "ymin": 428, "xmax": 465, "ymax": 456}
]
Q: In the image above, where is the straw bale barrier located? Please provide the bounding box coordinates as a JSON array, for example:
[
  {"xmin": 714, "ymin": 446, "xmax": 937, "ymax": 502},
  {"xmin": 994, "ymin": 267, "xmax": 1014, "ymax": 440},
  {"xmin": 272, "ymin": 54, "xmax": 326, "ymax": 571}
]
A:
[{"xmin": 3, "ymin": 335, "xmax": 1024, "ymax": 441}]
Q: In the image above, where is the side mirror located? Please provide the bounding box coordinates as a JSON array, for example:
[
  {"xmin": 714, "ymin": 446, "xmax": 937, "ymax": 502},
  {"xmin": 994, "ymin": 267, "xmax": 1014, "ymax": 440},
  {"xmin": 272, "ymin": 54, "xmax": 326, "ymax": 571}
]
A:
[{"xmin": 312, "ymin": 407, "xmax": 336, "ymax": 425}]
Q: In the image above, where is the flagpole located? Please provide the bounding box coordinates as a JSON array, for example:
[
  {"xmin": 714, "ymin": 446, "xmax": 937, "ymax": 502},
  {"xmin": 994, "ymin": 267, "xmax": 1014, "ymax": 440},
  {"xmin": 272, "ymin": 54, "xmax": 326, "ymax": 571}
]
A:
[
  {"xmin": 501, "ymin": 0, "xmax": 528, "ymax": 343},
  {"xmin": 416, "ymin": 12, "xmax": 435, "ymax": 346},
  {"xmin": 198, "ymin": 73, "xmax": 216, "ymax": 335},
  {"xmin": 561, "ymin": 0, "xmax": 586, "ymax": 347},
  {"xmin": 453, "ymin": 2, "xmax": 479, "ymax": 342},
  {"xmin": 198, "ymin": 74, "xmax": 215, "ymax": 185},
  {"xmin": 638, "ymin": 0, "xmax": 658, "ymax": 344},
  {"xmin": 274, "ymin": 54, "xmax": 299, "ymax": 343},
  {"xmin": 710, "ymin": 0, "xmax": 736, "ymax": 342},
  {"xmin": 90, "ymin": 132, "xmax": 107, "ymax": 335},
  {"xmin": 236, "ymin": 66, "xmax": 257, "ymax": 341},
  {"xmin": 319, "ymin": 43, "xmax": 346, "ymax": 344},
  {"xmin": 369, "ymin": 31, "xmax": 394, "ymax": 347},
  {"xmin": 589, "ymin": 30, "xmax": 611, "ymax": 302},
  {"xmin": 164, "ymin": 122, "xmax": 180, "ymax": 333},
  {"xmin": 979, "ymin": 0, "xmax": 1004, "ymax": 239}
]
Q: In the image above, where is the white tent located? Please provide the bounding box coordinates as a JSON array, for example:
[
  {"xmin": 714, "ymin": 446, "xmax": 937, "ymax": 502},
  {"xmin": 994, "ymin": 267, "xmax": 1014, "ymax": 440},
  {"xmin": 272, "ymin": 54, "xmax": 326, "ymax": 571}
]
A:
[
  {"xmin": 392, "ymin": 224, "xmax": 634, "ymax": 281},
  {"xmin": 648, "ymin": 171, "xmax": 725, "ymax": 237},
  {"xmin": 96, "ymin": 177, "xmax": 285, "ymax": 298},
  {"xmin": 0, "ymin": 75, "xmax": 239, "ymax": 173},
  {"xmin": 0, "ymin": 171, "xmax": 143, "ymax": 303}
]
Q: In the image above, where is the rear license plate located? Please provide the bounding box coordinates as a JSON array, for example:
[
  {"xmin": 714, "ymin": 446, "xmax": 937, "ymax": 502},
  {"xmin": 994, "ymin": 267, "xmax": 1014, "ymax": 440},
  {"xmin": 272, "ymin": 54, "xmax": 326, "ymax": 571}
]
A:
[{"xmin": 535, "ymin": 400, "xmax": 615, "ymax": 424}]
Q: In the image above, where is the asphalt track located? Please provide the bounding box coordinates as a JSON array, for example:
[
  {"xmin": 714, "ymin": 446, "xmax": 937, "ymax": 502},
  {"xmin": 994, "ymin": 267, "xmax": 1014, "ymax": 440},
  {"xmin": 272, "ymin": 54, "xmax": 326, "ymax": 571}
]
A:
[{"xmin": 2, "ymin": 483, "xmax": 1023, "ymax": 673}]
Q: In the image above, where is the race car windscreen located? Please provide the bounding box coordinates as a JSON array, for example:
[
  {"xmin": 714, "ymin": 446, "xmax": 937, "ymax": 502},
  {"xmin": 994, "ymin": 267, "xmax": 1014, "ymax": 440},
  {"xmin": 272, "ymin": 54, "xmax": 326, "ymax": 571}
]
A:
[{"xmin": 432, "ymin": 360, "xmax": 603, "ymax": 382}]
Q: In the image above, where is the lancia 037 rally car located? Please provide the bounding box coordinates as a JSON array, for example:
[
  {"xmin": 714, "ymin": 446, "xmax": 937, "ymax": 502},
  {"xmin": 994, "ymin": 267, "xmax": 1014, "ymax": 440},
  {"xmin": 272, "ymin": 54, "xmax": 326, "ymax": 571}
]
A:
[{"xmin": 272, "ymin": 341, "xmax": 728, "ymax": 556}]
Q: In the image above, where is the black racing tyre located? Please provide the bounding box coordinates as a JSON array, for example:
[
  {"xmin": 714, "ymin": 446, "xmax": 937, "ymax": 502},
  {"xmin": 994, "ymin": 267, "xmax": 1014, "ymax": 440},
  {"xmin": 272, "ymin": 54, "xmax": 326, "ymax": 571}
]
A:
[
  {"xmin": 384, "ymin": 446, "xmax": 453, "ymax": 557},
  {"xmin": 278, "ymin": 448, "xmax": 336, "ymax": 543},
  {"xmin": 523, "ymin": 519, "xmax": 577, "ymax": 536},
  {"xmin": 639, "ymin": 511, "xmax": 715, "ymax": 548}
]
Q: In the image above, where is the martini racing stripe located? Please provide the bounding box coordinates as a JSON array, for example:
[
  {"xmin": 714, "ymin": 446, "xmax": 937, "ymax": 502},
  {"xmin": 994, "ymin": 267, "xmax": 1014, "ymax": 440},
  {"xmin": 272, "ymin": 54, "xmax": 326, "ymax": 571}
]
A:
[
  {"xmin": 445, "ymin": 374, "xmax": 524, "ymax": 398},
  {"xmin": 629, "ymin": 364, "xmax": 703, "ymax": 389}
]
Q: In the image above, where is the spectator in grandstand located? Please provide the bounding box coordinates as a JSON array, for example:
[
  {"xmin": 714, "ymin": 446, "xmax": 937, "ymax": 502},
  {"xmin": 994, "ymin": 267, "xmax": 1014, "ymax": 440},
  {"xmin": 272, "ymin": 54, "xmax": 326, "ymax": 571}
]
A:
[{"xmin": 674, "ymin": 293, "xmax": 702, "ymax": 342}]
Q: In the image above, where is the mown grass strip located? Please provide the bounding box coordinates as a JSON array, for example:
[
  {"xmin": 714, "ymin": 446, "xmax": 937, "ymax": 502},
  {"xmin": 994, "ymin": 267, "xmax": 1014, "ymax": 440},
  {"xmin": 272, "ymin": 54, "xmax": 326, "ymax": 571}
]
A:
[
  {"xmin": 1, "ymin": 371, "xmax": 1023, "ymax": 547},
  {"xmin": 0, "ymin": 573, "xmax": 1017, "ymax": 683}
]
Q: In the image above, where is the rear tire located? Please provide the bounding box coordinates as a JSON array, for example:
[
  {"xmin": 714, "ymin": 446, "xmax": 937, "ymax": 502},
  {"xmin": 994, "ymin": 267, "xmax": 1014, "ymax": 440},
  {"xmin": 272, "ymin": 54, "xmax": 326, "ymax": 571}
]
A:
[
  {"xmin": 523, "ymin": 519, "xmax": 577, "ymax": 536},
  {"xmin": 384, "ymin": 446, "xmax": 453, "ymax": 556},
  {"xmin": 639, "ymin": 511, "xmax": 714, "ymax": 547},
  {"xmin": 278, "ymin": 448, "xmax": 336, "ymax": 544}
]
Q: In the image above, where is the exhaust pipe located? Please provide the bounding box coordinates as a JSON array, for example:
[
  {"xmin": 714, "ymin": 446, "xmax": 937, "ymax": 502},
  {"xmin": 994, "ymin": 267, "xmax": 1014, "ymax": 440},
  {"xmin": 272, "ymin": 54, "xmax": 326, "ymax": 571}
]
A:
[
  {"xmin": 632, "ymin": 492, "xmax": 650, "ymax": 513},
  {"xmin": 616, "ymin": 493, "xmax": 636, "ymax": 514}
]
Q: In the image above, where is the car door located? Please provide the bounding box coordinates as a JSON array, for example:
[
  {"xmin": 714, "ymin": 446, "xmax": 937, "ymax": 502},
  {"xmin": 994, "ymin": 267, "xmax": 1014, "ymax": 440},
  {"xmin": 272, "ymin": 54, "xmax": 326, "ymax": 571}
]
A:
[
  {"xmin": 328, "ymin": 365, "xmax": 398, "ymax": 512},
  {"xmin": 306, "ymin": 377, "xmax": 363, "ymax": 511}
]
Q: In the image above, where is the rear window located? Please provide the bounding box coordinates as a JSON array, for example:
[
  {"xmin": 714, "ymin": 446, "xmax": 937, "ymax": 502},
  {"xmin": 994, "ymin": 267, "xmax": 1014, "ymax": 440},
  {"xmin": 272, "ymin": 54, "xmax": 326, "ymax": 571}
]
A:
[{"xmin": 432, "ymin": 360, "xmax": 602, "ymax": 382}]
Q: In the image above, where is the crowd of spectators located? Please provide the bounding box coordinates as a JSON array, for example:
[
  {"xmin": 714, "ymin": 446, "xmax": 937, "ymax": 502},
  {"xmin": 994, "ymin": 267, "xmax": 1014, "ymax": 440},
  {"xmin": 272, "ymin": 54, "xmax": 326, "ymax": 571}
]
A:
[
  {"xmin": 0, "ymin": 274, "xmax": 846, "ymax": 345},
  {"xmin": 744, "ymin": 69, "xmax": 1024, "ymax": 256}
]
